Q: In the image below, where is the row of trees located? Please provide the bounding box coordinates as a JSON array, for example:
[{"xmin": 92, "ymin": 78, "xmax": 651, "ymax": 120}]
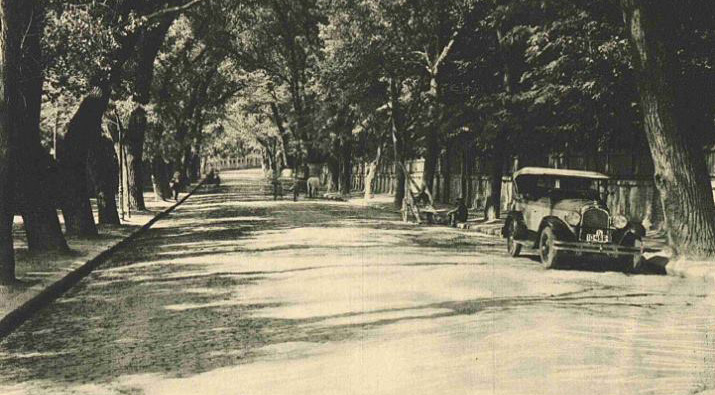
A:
[
  {"xmin": 224, "ymin": 0, "xmax": 714, "ymax": 258},
  {"xmin": 0, "ymin": 0, "xmax": 238, "ymax": 284},
  {"xmin": 0, "ymin": 0, "xmax": 713, "ymax": 284}
]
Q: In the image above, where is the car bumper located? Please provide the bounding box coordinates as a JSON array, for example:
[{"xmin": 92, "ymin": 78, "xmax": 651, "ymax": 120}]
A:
[{"xmin": 553, "ymin": 241, "xmax": 642, "ymax": 257}]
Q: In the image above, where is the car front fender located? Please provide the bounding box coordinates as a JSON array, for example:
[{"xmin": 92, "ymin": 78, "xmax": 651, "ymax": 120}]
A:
[{"xmin": 536, "ymin": 216, "xmax": 576, "ymax": 246}]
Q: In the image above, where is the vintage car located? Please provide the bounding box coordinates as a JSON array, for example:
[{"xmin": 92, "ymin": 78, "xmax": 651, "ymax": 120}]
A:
[{"xmin": 501, "ymin": 167, "xmax": 645, "ymax": 271}]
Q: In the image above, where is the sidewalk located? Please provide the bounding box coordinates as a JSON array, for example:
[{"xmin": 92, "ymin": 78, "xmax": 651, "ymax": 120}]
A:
[{"xmin": 0, "ymin": 184, "xmax": 203, "ymax": 338}]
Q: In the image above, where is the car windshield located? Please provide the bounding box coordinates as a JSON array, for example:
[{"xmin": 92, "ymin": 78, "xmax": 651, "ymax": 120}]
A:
[{"xmin": 517, "ymin": 175, "xmax": 601, "ymax": 200}]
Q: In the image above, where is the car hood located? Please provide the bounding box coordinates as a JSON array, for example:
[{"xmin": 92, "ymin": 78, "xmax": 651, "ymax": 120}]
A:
[{"xmin": 552, "ymin": 198, "xmax": 607, "ymax": 213}]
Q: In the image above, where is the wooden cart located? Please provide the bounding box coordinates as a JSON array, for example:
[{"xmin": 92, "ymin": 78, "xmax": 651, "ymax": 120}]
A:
[{"xmin": 399, "ymin": 163, "xmax": 448, "ymax": 224}]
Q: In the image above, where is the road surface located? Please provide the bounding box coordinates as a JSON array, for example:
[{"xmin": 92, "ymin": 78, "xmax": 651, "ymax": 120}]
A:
[{"xmin": 1, "ymin": 169, "xmax": 714, "ymax": 395}]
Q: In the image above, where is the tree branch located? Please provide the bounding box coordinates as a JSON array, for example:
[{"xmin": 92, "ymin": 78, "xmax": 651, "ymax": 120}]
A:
[
  {"xmin": 433, "ymin": 30, "xmax": 458, "ymax": 72},
  {"xmin": 142, "ymin": 0, "xmax": 211, "ymax": 24}
]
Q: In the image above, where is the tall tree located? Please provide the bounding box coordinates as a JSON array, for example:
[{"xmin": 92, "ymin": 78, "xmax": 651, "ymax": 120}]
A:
[
  {"xmin": 55, "ymin": 0, "xmax": 207, "ymax": 236},
  {"xmin": 14, "ymin": 0, "xmax": 68, "ymax": 251},
  {"xmin": 621, "ymin": 0, "xmax": 715, "ymax": 258},
  {"xmin": 0, "ymin": 0, "xmax": 18, "ymax": 284},
  {"xmin": 122, "ymin": 17, "xmax": 176, "ymax": 211}
]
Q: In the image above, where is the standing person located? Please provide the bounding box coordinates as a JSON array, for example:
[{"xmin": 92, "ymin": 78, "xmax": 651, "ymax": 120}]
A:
[
  {"xmin": 169, "ymin": 171, "xmax": 182, "ymax": 201},
  {"xmin": 447, "ymin": 197, "xmax": 468, "ymax": 227}
]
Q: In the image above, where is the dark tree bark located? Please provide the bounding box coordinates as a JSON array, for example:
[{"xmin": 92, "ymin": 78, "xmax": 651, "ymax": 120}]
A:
[
  {"xmin": 0, "ymin": 0, "xmax": 18, "ymax": 284},
  {"xmin": 182, "ymin": 145, "xmax": 201, "ymax": 184},
  {"xmin": 339, "ymin": 137, "xmax": 352, "ymax": 196},
  {"xmin": 58, "ymin": 90, "xmax": 106, "ymax": 236},
  {"xmin": 485, "ymin": 28, "xmax": 517, "ymax": 221},
  {"xmin": 364, "ymin": 146, "xmax": 382, "ymax": 199},
  {"xmin": 442, "ymin": 144, "xmax": 452, "ymax": 204},
  {"xmin": 461, "ymin": 143, "xmax": 472, "ymax": 202},
  {"xmin": 485, "ymin": 131, "xmax": 507, "ymax": 220},
  {"xmin": 124, "ymin": 107, "xmax": 147, "ymax": 211},
  {"xmin": 422, "ymin": 129, "xmax": 440, "ymax": 195},
  {"xmin": 59, "ymin": 25, "xmax": 141, "ymax": 236},
  {"xmin": 13, "ymin": 1, "xmax": 67, "ymax": 252},
  {"xmin": 151, "ymin": 156, "xmax": 171, "ymax": 201},
  {"xmin": 88, "ymin": 137, "xmax": 120, "ymax": 225},
  {"xmin": 622, "ymin": 0, "xmax": 715, "ymax": 257},
  {"xmin": 326, "ymin": 155, "xmax": 340, "ymax": 193},
  {"xmin": 389, "ymin": 79, "xmax": 407, "ymax": 209},
  {"xmin": 123, "ymin": 18, "xmax": 174, "ymax": 211}
]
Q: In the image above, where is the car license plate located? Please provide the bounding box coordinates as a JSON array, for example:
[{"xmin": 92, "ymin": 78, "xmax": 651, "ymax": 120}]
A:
[{"xmin": 586, "ymin": 230, "xmax": 609, "ymax": 243}]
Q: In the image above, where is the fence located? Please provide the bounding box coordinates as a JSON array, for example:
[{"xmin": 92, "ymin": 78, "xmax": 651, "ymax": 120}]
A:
[
  {"xmin": 352, "ymin": 159, "xmax": 668, "ymax": 227},
  {"xmin": 210, "ymin": 154, "xmax": 262, "ymax": 171}
]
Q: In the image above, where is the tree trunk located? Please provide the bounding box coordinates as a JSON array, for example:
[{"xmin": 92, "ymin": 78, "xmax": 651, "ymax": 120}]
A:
[
  {"xmin": 151, "ymin": 156, "xmax": 171, "ymax": 201},
  {"xmin": 124, "ymin": 106, "xmax": 147, "ymax": 211},
  {"xmin": 190, "ymin": 150, "xmax": 201, "ymax": 183},
  {"xmin": 17, "ymin": 153, "xmax": 68, "ymax": 252},
  {"xmin": 58, "ymin": 14, "xmax": 141, "ymax": 236},
  {"xmin": 442, "ymin": 144, "xmax": 452, "ymax": 204},
  {"xmin": 422, "ymin": 129, "xmax": 440, "ymax": 195},
  {"xmin": 326, "ymin": 156, "xmax": 340, "ymax": 193},
  {"xmin": 88, "ymin": 137, "xmax": 120, "ymax": 225},
  {"xmin": 364, "ymin": 146, "xmax": 382, "ymax": 199},
  {"xmin": 124, "ymin": 18, "xmax": 173, "ymax": 211},
  {"xmin": 58, "ymin": 90, "xmax": 106, "ymax": 237},
  {"xmin": 622, "ymin": 0, "xmax": 715, "ymax": 257},
  {"xmin": 13, "ymin": 1, "xmax": 67, "ymax": 252},
  {"xmin": 182, "ymin": 146, "xmax": 193, "ymax": 184},
  {"xmin": 339, "ymin": 137, "xmax": 352, "ymax": 196},
  {"xmin": 390, "ymin": 78, "xmax": 406, "ymax": 209},
  {"xmin": 461, "ymin": 144, "xmax": 469, "ymax": 201},
  {"xmin": 485, "ymin": 131, "xmax": 506, "ymax": 220},
  {"xmin": 0, "ymin": 0, "xmax": 18, "ymax": 284}
]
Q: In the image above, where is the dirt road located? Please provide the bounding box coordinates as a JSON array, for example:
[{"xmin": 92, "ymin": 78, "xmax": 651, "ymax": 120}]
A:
[{"xmin": 1, "ymin": 169, "xmax": 713, "ymax": 395}]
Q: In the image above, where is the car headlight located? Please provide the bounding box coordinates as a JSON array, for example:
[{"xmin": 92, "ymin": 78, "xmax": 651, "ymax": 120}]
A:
[
  {"xmin": 565, "ymin": 211, "xmax": 581, "ymax": 226},
  {"xmin": 613, "ymin": 214, "xmax": 628, "ymax": 229}
]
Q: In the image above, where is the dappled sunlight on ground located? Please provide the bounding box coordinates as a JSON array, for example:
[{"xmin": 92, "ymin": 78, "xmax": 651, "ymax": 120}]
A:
[{"xmin": 1, "ymin": 169, "xmax": 714, "ymax": 395}]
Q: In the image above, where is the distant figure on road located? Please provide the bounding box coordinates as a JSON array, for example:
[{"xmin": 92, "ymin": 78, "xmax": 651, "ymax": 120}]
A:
[
  {"xmin": 447, "ymin": 197, "xmax": 468, "ymax": 227},
  {"xmin": 169, "ymin": 171, "xmax": 182, "ymax": 201},
  {"xmin": 307, "ymin": 176, "xmax": 320, "ymax": 198}
]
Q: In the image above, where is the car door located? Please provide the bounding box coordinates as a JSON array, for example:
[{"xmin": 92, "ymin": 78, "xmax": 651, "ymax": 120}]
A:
[{"xmin": 525, "ymin": 196, "xmax": 551, "ymax": 231}]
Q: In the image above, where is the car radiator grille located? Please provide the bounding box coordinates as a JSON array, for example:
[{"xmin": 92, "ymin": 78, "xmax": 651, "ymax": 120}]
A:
[{"xmin": 582, "ymin": 208, "xmax": 609, "ymax": 229}]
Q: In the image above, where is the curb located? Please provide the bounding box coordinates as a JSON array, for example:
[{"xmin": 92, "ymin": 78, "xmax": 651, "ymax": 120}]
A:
[
  {"xmin": 459, "ymin": 223, "xmax": 504, "ymax": 237},
  {"xmin": 0, "ymin": 180, "xmax": 206, "ymax": 340}
]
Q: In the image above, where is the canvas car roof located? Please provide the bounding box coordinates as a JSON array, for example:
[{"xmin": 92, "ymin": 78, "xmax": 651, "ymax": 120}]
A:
[{"xmin": 513, "ymin": 167, "xmax": 610, "ymax": 180}]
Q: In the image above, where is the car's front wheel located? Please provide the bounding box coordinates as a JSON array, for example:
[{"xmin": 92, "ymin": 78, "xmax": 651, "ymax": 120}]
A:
[
  {"xmin": 506, "ymin": 220, "xmax": 522, "ymax": 257},
  {"xmin": 539, "ymin": 226, "xmax": 562, "ymax": 269}
]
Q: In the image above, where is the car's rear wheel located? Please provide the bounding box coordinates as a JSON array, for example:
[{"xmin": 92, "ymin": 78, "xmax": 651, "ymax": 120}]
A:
[
  {"xmin": 506, "ymin": 220, "xmax": 522, "ymax": 257},
  {"xmin": 539, "ymin": 226, "xmax": 562, "ymax": 269}
]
